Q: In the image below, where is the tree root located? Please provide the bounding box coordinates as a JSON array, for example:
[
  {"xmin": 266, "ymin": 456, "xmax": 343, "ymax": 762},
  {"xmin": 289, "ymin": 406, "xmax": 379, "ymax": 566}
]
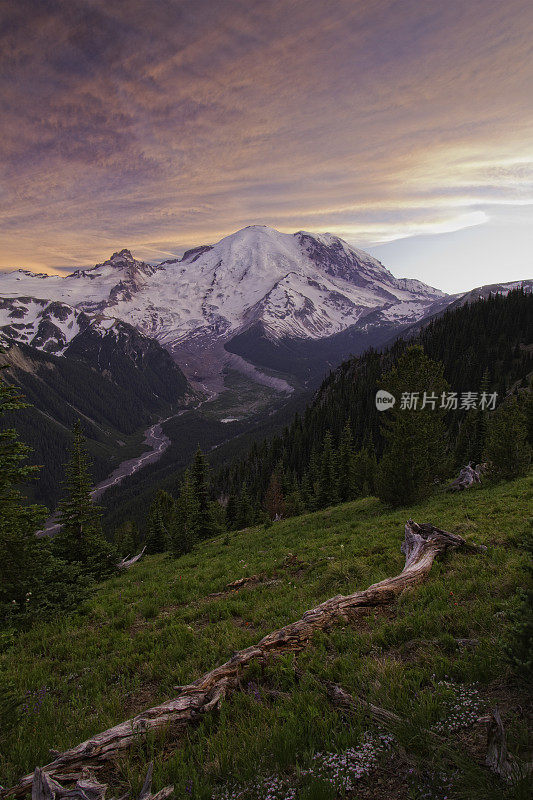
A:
[{"xmin": 3, "ymin": 520, "xmax": 484, "ymax": 798}]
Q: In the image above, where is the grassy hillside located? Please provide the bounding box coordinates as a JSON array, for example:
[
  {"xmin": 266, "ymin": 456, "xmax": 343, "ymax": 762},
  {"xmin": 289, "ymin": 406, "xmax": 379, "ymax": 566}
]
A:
[{"xmin": 1, "ymin": 475, "xmax": 532, "ymax": 799}]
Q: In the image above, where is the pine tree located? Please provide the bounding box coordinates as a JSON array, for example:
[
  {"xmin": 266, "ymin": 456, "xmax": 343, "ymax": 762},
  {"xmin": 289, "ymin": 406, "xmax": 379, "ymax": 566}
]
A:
[
  {"xmin": 236, "ymin": 486, "xmax": 254, "ymax": 529},
  {"xmin": 113, "ymin": 520, "xmax": 140, "ymax": 557},
  {"xmin": 0, "ymin": 351, "xmax": 86, "ymax": 626},
  {"xmin": 225, "ymin": 494, "xmax": 238, "ymax": 530},
  {"xmin": 0, "ymin": 364, "xmax": 47, "ymax": 622},
  {"xmin": 157, "ymin": 489, "xmax": 177, "ymax": 533},
  {"xmin": 455, "ymin": 369, "xmax": 491, "ymax": 465},
  {"xmin": 171, "ymin": 469, "xmax": 197, "ymax": 556},
  {"xmin": 315, "ymin": 432, "xmax": 338, "ymax": 509},
  {"xmin": 264, "ymin": 471, "xmax": 286, "ymax": 519},
  {"xmin": 53, "ymin": 421, "xmax": 116, "ymax": 578},
  {"xmin": 484, "ymin": 395, "xmax": 531, "ymax": 479},
  {"xmin": 522, "ymin": 378, "xmax": 533, "ymax": 446},
  {"xmin": 145, "ymin": 497, "xmax": 168, "ymax": 554},
  {"xmin": 300, "ymin": 472, "xmax": 314, "ymax": 511},
  {"xmin": 285, "ymin": 488, "xmax": 305, "ymax": 517},
  {"xmin": 190, "ymin": 447, "xmax": 216, "ymax": 540},
  {"xmin": 337, "ymin": 422, "xmax": 356, "ymax": 502},
  {"xmin": 353, "ymin": 442, "xmax": 377, "ymax": 496},
  {"xmin": 376, "ymin": 346, "xmax": 449, "ymax": 506}
]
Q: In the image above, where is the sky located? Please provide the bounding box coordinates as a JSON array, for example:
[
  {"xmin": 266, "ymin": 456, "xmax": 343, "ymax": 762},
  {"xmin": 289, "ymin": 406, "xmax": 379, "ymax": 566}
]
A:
[{"xmin": 1, "ymin": 0, "xmax": 532, "ymax": 292}]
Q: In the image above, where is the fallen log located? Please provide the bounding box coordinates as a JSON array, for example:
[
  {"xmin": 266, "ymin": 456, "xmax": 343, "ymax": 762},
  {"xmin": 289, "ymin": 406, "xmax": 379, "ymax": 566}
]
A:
[
  {"xmin": 322, "ymin": 681, "xmax": 410, "ymax": 731},
  {"xmin": 4, "ymin": 520, "xmax": 484, "ymax": 798},
  {"xmin": 325, "ymin": 685, "xmax": 533, "ymax": 783},
  {"xmin": 486, "ymin": 707, "xmax": 515, "ymax": 780}
]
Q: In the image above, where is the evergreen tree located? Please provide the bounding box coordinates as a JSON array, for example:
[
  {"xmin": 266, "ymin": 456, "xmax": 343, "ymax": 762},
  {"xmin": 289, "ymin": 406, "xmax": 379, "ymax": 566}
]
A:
[
  {"xmin": 225, "ymin": 494, "xmax": 238, "ymax": 529},
  {"xmin": 523, "ymin": 379, "xmax": 533, "ymax": 446},
  {"xmin": 308, "ymin": 447, "xmax": 321, "ymax": 498},
  {"xmin": 300, "ymin": 472, "xmax": 314, "ymax": 511},
  {"xmin": 171, "ymin": 469, "xmax": 197, "ymax": 556},
  {"xmin": 157, "ymin": 489, "xmax": 177, "ymax": 533},
  {"xmin": 0, "ymin": 367, "xmax": 47, "ymax": 623},
  {"xmin": 236, "ymin": 486, "xmax": 254, "ymax": 529},
  {"xmin": 484, "ymin": 395, "xmax": 531, "ymax": 479},
  {"xmin": 285, "ymin": 488, "xmax": 305, "ymax": 517},
  {"xmin": 455, "ymin": 369, "xmax": 491, "ymax": 466},
  {"xmin": 0, "ymin": 352, "xmax": 86, "ymax": 627},
  {"xmin": 376, "ymin": 346, "xmax": 449, "ymax": 506},
  {"xmin": 315, "ymin": 432, "xmax": 338, "ymax": 509},
  {"xmin": 337, "ymin": 422, "xmax": 356, "ymax": 502},
  {"xmin": 145, "ymin": 497, "xmax": 168, "ymax": 554},
  {"xmin": 113, "ymin": 520, "xmax": 140, "ymax": 557},
  {"xmin": 190, "ymin": 447, "xmax": 216, "ymax": 540},
  {"xmin": 264, "ymin": 470, "xmax": 286, "ymax": 519},
  {"xmin": 353, "ymin": 442, "xmax": 377, "ymax": 497},
  {"xmin": 53, "ymin": 421, "xmax": 116, "ymax": 578}
]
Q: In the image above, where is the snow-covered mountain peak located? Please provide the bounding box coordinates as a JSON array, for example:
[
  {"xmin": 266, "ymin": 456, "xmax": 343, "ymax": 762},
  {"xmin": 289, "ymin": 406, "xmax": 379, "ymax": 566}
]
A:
[
  {"xmin": 0, "ymin": 227, "xmax": 451, "ymax": 383},
  {"xmin": 69, "ymin": 248, "xmax": 154, "ymax": 278},
  {"xmin": 109, "ymin": 248, "xmax": 135, "ymax": 264}
]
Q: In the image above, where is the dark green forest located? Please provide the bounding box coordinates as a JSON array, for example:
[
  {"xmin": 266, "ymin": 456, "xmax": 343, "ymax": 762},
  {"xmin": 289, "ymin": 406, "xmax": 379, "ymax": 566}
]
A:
[{"xmin": 215, "ymin": 289, "xmax": 533, "ymax": 516}]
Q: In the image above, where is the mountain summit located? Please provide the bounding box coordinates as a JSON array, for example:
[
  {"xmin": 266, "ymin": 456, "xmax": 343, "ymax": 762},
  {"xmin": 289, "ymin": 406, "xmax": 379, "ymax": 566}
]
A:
[{"xmin": 0, "ymin": 226, "xmax": 449, "ymax": 384}]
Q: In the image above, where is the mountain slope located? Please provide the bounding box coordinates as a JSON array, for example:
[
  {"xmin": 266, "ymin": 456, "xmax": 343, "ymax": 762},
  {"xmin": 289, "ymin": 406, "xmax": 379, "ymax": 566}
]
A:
[
  {"xmin": 0, "ymin": 318, "xmax": 194, "ymax": 507},
  {"xmin": 0, "ymin": 228, "xmax": 447, "ymax": 386}
]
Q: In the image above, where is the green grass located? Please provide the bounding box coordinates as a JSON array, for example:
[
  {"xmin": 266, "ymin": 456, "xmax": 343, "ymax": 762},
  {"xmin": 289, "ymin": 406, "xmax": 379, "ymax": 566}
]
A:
[{"xmin": 1, "ymin": 475, "xmax": 532, "ymax": 799}]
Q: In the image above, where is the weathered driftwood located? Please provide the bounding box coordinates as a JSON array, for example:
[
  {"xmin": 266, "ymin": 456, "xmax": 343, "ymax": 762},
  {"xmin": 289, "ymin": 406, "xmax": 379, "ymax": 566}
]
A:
[
  {"xmin": 29, "ymin": 762, "xmax": 173, "ymax": 800},
  {"xmin": 4, "ymin": 521, "xmax": 484, "ymax": 798},
  {"xmin": 447, "ymin": 462, "xmax": 483, "ymax": 492},
  {"xmin": 117, "ymin": 547, "xmax": 147, "ymax": 570}
]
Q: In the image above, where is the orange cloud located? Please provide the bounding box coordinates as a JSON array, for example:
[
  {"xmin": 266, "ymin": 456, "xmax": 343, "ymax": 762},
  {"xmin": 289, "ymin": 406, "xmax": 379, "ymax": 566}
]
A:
[{"xmin": 0, "ymin": 0, "xmax": 532, "ymax": 272}]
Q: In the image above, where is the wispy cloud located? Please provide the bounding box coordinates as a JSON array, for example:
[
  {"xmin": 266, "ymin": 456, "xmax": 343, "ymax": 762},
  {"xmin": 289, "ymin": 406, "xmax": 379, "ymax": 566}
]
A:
[{"xmin": 1, "ymin": 0, "xmax": 532, "ymax": 273}]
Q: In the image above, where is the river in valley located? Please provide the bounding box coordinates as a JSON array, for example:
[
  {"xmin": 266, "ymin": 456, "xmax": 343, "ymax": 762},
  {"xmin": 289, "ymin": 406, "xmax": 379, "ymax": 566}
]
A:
[
  {"xmin": 39, "ymin": 412, "xmax": 183, "ymax": 535},
  {"xmin": 91, "ymin": 416, "xmax": 176, "ymax": 499}
]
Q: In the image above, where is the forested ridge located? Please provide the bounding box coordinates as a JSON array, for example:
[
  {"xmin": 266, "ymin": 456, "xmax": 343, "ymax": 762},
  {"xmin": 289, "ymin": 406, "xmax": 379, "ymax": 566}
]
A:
[{"xmin": 215, "ymin": 289, "xmax": 533, "ymax": 513}]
